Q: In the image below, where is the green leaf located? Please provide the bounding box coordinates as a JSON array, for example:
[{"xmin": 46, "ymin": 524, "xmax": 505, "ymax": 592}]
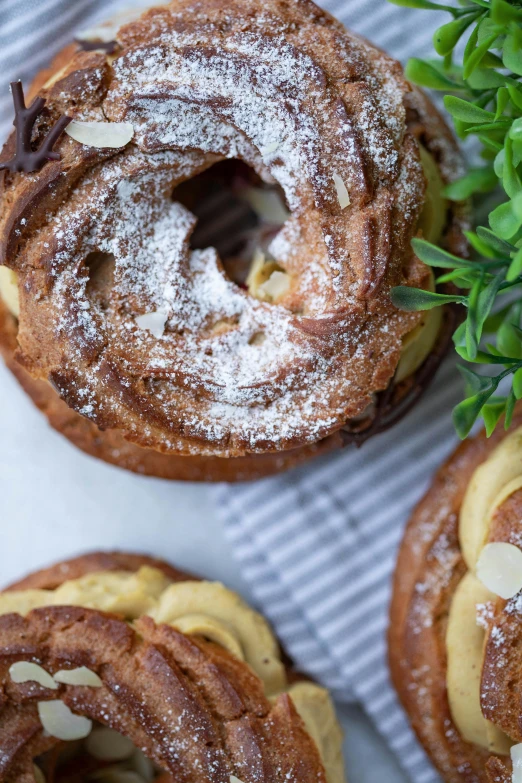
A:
[
  {"xmin": 411, "ymin": 237, "xmax": 478, "ymax": 268},
  {"xmin": 508, "ymin": 84, "xmax": 522, "ymax": 112},
  {"xmin": 467, "ymin": 68, "xmax": 506, "ymax": 90},
  {"xmin": 465, "ymin": 120, "xmax": 512, "ymax": 134},
  {"xmin": 470, "ymin": 273, "xmax": 505, "ymax": 355},
  {"xmin": 513, "ymin": 366, "xmax": 522, "ymax": 398},
  {"xmin": 391, "ymin": 286, "xmax": 467, "ymax": 311},
  {"xmin": 481, "ymin": 52, "xmax": 504, "ymax": 68},
  {"xmin": 405, "ymin": 58, "xmax": 461, "ymax": 89},
  {"xmin": 497, "ymin": 319, "xmax": 522, "ymax": 358},
  {"xmin": 389, "ymin": 0, "xmax": 457, "ymax": 9},
  {"xmin": 436, "ymin": 268, "xmax": 480, "ymax": 285},
  {"xmin": 508, "ymin": 246, "xmax": 522, "ymax": 281},
  {"xmin": 483, "ymin": 399, "xmax": 506, "ymax": 436},
  {"xmin": 483, "ymin": 304, "xmax": 515, "ymax": 332},
  {"xmin": 458, "ymin": 364, "xmax": 493, "ymax": 395},
  {"xmin": 476, "ymin": 226, "xmax": 517, "ymax": 254},
  {"xmin": 456, "ymin": 345, "xmax": 519, "ymax": 362},
  {"xmin": 444, "ymin": 95, "xmax": 496, "ymax": 123},
  {"xmin": 444, "ymin": 167, "xmax": 497, "ymax": 199},
  {"xmin": 464, "ymin": 32, "xmax": 499, "ymax": 79},
  {"xmin": 509, "ymin": 117, "xmax": 522, "ymax": 141},
  {"xmin": 505, "ymin": 387, "xmax": 516, "ymax": 429},
  {"xmin": 495, "ymin": 86, "xmax": 510, "ymax": 119},
  {"xmin": 489, "ymin": 200, "xmax": 522, "ymax": 239},
  {"xmin": 478, "ymin": 134, "xmax": 504, "ymax": 153},
  {"xmin": 453, "ymin": 381, "xmax": 498, "ymax": 438},
  {"xmin": 492, "ymin": 0, "xmax": 522, "ymax": 24},
  {"xmin": 504, "ymin": 28, "xmax": 522, "ymax": 77},
  {"xmin": 466, "ymin": 274, "xmax": 484, "ymax": 358},
  {"xmin": 385, "ymin": 0, "xmax": 522, "ymax": 440},
  {"xmin": 503, "ymin": 137, "xmax": 522, "ymax": 198},
  {"xmin": 434, "ymin": 15, "xmax": 478, "ymax": 56}
]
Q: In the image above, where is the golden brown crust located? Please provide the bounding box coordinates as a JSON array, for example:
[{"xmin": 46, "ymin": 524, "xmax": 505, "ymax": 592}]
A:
[
  {"xmin": 0, "ymin": 552, "xmax": 327, "ymax": 783},
  {"xmin": 388, "ymin": 410, "xmax": 522, "ymax": 782},
  {"xmin": 0, "ymin": 0, "xmax": 465, "ymax": 463},
  {"xmin": 0, "ymin": 609, "xmax": 326, "ymax": 783},
  {"xmin": 4, "ymin": 550, "xmax": 194, "ymax": 592},
  {"xmin": 0, "ymin": 297, "xmax": 340, "ymax": 481}
]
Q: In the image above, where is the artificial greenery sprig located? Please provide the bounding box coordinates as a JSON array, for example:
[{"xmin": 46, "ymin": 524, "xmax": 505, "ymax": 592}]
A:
[{"xmin": 388, "ymin": 0, "xmax": 522, "ymax": 438}]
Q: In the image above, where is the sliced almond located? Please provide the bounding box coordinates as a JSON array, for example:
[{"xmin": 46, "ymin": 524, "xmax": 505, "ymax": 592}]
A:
[
  {"xmin": 66, "ymin": 120, "xmax": 134, "ymax": 149},
  {"xmin": 512, "ymin": 743, "xmax": 522, "ymax": 783},
  {"xmin": 230, "ymin": 777, "xmax": 247, "ymax": 783},
  {"xmin": 476, "ymin": 542, "xmax": 522, "ymax": 599},
  {"xmin": 135, "ymin": 310, "xmax": 168, "ymax": 339},
  {"xmin": 258, "ymin": 270, "xmax": 290, "ymax": 302},
  {"xmin": 76, "ymin": 8, "xmax": 145, "ymax": 45},
  {"xmin": 38, "ymin": 700, "xmax": 92, "ymax": 741},
  {"xmin": 9, "ymin": 662, "xmax": 57, "ymax": 690},
  {"xmin": 86, "ymin": 726, "xmax": 135, "ymax": 761},
  {"xmin": 54, "ymin": 666, "xmax": 102, "ymax": 688},
  {"xmin": 260, "ymin": 141, "xmax": 281, "ymax": 156},
  {"xmin": 333, "ymin": 173, "xmax": 350, "ymax": 210}
]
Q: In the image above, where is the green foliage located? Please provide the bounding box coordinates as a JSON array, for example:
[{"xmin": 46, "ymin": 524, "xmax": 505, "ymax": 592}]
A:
[{"xmin": 389, "ymin": 0, "xmax": 522, "ymax": 437}]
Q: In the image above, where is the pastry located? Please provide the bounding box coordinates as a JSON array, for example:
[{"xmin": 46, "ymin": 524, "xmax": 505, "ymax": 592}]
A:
[
  {"xmin": 0, "ymin": 0, "xmax": 466, "ymax": 481},
  {"xmin": 0, "ymin": 551, "xmax": 346, "ymax": 782},
  {"xmin": 389, "ymin": 407, "xmax": 522, "ymax": 782}
]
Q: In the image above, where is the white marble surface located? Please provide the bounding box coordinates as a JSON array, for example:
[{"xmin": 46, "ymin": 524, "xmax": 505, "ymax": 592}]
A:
[{"xmin": 0, "ymin": 359, "xmax": 405, "ymax": 783}]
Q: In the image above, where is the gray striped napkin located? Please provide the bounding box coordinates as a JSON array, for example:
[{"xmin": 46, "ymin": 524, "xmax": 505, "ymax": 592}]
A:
[
  {"xmin": 0, "ymin": 1, "xmax": 459, "ymax": 780},
  {"xmin": 214, "ymin": 359, "xmax": 461, "ymax": 783}
]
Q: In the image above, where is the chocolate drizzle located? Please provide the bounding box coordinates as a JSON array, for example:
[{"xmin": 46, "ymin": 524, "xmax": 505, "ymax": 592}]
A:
[
  {"xmin": 0, "ymin": 82, "xmax": 71, "ymax": 174},
  {"xmin": 75, "ymin": 38, "xmax": 120, "ymax": 54}
]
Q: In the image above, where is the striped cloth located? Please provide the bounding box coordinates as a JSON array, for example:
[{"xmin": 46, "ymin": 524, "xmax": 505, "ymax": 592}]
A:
[
  {"xmin": 0, "ymin": 1, "xmax": 458, "ymax": 780},
  {"xmin": 214, "ymin": 360, "xmax": 461, "ymax": 783}
]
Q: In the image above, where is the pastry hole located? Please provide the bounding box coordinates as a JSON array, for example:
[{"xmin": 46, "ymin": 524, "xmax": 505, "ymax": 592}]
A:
[
  {"xmin": 172, "ymin": 159, "xmax": 288, "ymax": 287},
  {"xmin": 35, "ymin": 722, "xmax": 168, "ymax": 781},
  {"xmin": 84, "ymin": 251, "xmax": 115, "ymax": 310}
]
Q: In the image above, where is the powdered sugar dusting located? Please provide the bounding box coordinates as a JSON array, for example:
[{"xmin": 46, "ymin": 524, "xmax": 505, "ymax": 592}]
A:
[{"xmin": 7, "ymin": 0, "xmax": 446, "ymax": 456}]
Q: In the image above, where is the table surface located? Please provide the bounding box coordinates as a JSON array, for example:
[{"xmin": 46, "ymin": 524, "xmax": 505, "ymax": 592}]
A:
[{"xmin": 0, "ymin": 360, "xmax": 406, "ymax": 783}]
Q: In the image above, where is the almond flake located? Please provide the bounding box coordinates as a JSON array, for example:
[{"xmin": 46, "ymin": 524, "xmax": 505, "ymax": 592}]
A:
[
  {"xmin": 54, "ymin": 666, "xmax": 102, "ymax": 687},
  {"xmin": 38, "ymin": 700, "xmax": 92, "ymax": 740},
  {"xmin": 66, "ymin": 120, "xmax": 134, "ymax": 149},
  {"xmin": 477, "ymin": 542, "xmax": 522, "ymax": 599},
  {"xmin": 258, "ymin": 271, "xmax": 291, "ymax": 302},
  {"xmin": 260, "ymin": 141, "xmax": 281, "ymax": 156},
  {"xmin": 135, "ymin": 310, "xmax": 168, "ymax": 339},
  {"xmin": 76, "ymin": 9, "xmax": 145, "ymax": 45},
  {"xmin": 9, "ymin": 662, "xmax": 57, "ymax": 690},
  {"xmin": 230, "ymin": 777, "xmax": 247, "ymax": 783},
  {"xmin": 333, "ymin": 173, "xmax": 350, "ymax": 209},
  {"xmin": 512, "ymin": 743, "xmax": 522, "ymax": 783}
]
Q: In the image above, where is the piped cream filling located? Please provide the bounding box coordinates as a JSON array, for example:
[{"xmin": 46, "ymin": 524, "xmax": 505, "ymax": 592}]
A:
[
  {"xmin": 446, "ymin": 425, "xmax": 522, "ymax": 754},
  {"xmin": 0, "ymin": 567, "xmax": 345, "ymax": 783},
  {"xmin": 0, "ymin": 266, "xmax": 19, "ymax": 318}
]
